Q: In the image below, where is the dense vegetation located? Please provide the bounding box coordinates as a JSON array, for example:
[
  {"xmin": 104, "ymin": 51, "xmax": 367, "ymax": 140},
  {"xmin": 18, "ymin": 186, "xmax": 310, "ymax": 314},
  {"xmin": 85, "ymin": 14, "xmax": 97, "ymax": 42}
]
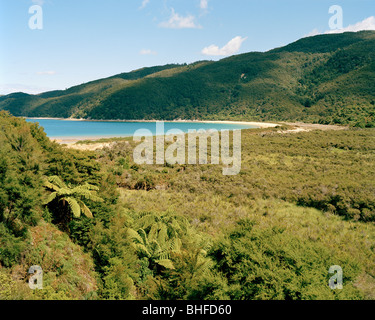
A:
[
  {"xmin": 0, "ymin": 112, "xmax": 374, "ymax": 300},
  {"xmin": 1, "ymin": 31, "xmax": 375, "ymax": 127}
]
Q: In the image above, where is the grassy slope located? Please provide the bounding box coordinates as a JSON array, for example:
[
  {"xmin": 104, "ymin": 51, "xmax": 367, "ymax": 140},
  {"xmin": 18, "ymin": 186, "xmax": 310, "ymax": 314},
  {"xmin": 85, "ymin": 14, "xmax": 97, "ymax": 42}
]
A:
[{"xmin": 0, "ymin": 31, "xmax": 375, "ymax": 126}]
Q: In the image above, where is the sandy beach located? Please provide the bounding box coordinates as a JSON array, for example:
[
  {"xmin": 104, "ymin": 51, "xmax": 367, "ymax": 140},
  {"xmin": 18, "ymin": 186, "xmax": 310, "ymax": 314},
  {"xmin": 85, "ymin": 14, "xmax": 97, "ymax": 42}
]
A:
[
  {"xmin": 196, "ymin": 120, "xmax": 278, "ymax": 128},
  {"xmin": 38, "ymin": 118, "xmax": 279, "ymax": 148}
]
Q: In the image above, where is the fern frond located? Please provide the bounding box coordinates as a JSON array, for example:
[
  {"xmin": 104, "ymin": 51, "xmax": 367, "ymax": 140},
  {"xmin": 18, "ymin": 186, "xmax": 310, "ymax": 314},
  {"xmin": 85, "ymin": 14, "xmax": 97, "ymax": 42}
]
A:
[
  {"xmin": 43, "ymin": 192, "xmax": 58, "ymax": 205},
  {"xmin": 137, "ymin": 229, "xmax": 149, "ymax": 246},
  {"xmin": 72, "ymin": 187, "xmax": 103, "ymax": 203},
  {"xmin": 64, "ymin": 197, "xmax": 81, "ymax": 218},
  {"xmin": 149, "ymin": 240, "xmax": 162, "ymax": 256},
  {"xmin": 167, "ymin": 238, "xmax": 182, "ymax": 253},
  {"xmin": 57, "ymin": 188, "xmax": 73, "ymax": 197},
  {"xmin": 157, "ymin": 251, "xmax": 170, "ymax": 261},
  {"xmin": 43, "ymin": 181, "xmax": 60, "ymax": 192},
  {"xmin": 82, "ymin": 183, "xmax": 99, "ymax": 191},
  {"xmin": 133, "ymin": 243, "xmax": 151, "ymax": 258},
  {"xmin": 137, "ymin": 213, "xmax": 158, "ymax": 229},
  {"xmin": 127, "ymin": 228, "xmax": 144, "ymax": 244},
  {"xmin": 47, "ymin": 176, "xmax": 66, "ymax": 188},
  {"xmin": 148, "ymin": 224, "xmax": 161, "ymax": 242},
  {"xmin": 79, "ymin": 201, "xmax": 93, "ymax": 218},
  {"xmin": 156, "ymin": 259, "xmax": 175, "ymax": 269},
  {"xmin": 158, "ymin": 225, "xmax": 169, "ymax": 244}
]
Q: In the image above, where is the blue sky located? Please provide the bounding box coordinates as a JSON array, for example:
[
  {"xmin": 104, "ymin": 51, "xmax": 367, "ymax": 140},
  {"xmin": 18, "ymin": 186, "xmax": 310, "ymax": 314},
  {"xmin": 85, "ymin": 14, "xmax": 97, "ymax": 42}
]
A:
[{"xmin": 0, "ymin": 0, "xmax": 374, "ymax": 94}]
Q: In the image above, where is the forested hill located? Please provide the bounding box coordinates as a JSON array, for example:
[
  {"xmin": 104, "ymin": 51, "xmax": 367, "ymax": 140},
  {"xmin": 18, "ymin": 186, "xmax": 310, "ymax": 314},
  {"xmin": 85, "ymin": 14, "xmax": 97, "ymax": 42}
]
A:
[{"xmin": 1, "ymin": 31, "xmax": 375, "ymax": 126}]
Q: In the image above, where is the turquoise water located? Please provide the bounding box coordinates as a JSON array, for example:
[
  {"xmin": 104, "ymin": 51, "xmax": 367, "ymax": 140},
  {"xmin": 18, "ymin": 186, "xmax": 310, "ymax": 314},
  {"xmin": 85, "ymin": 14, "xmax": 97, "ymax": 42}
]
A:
[{"xmin": 25, "ymin": 119, "xmax": 258, "ymax": 138}]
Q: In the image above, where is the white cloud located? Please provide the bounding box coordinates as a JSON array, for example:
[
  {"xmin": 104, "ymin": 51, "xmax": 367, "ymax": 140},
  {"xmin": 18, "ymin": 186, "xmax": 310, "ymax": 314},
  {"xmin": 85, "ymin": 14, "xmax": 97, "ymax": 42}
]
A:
[
  {"xmin": 306, "ymin": 16, "xmax": 375, "ymax": 37},
  {"xmin": 159, "ymin": 8, "xmax": 201, "ymax": 29},
  {"xmin": 140, "ymin": 49, "xmax": 157, "ymax": 55},
  {"xmin": 200, "ymin": 0, "xmax": 208, "ymax": 10},
  {"xmin": 304, "ymin": 28, "xmax": 320, "ymax": 38},
  {"xmin": 140, "ymin": 0, "xmax": 149, "ymax": 10},
  {"xmin": 325, "ymin": 16, "xmax": 375, "ymax": 34},
  {"xmin": 36, "ymin": 71, "xmax": 56, "ymax": 75},
  {"xmin": 202, "ymin": 36, "xmax": 247, "ymax": 56}
]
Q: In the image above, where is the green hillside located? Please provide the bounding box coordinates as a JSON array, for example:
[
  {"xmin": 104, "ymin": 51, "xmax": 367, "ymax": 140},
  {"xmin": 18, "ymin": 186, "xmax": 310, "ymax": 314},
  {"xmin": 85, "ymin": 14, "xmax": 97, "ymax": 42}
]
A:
[{"xmin": 1, "ymin": 31, "xmax": 375, "ymax": 126}]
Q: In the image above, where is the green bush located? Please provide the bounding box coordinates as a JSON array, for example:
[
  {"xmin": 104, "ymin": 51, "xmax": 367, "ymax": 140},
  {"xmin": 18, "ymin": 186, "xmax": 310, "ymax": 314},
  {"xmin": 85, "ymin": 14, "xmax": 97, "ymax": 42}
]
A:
[{"xmin": 209, "ymin": 219, "xmax": 363, "ymax": 300}]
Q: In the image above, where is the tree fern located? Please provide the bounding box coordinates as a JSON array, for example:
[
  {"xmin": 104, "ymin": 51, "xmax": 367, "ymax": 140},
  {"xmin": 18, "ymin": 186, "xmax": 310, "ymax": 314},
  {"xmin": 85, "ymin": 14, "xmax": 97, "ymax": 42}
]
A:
[
  {"xmin": 127, "ymin": 211, "xmax": 188, "ymax": 270},
  {"xmin": 43, "ymin": 175, "xmax": 103, "ymax": 223}
]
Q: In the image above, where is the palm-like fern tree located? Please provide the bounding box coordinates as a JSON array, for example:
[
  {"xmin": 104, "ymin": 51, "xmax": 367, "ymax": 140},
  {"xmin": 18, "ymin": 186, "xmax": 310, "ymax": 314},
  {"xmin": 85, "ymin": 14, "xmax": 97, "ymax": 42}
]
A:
[
  {"xmin": 127, "ymin": 212, "xmax": 189, "ymax": 270},
  {"xmin": 43, "ymin": 176, "xmax": 103, "ymax": 221}
]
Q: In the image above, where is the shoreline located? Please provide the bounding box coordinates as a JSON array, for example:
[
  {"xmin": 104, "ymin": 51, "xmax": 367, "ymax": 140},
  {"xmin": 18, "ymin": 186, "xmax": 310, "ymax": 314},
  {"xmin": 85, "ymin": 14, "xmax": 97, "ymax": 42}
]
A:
[
  {"xmin": 43, "ymin": 120, "xmax": 346, "ymax": 150},
  {"xmin": 26, "ymin": 117, "xmax": 279, "ymax": 145},
  {"xmin": 25, "ymin": 117, "xmax": 279, "ymax": 129}
]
